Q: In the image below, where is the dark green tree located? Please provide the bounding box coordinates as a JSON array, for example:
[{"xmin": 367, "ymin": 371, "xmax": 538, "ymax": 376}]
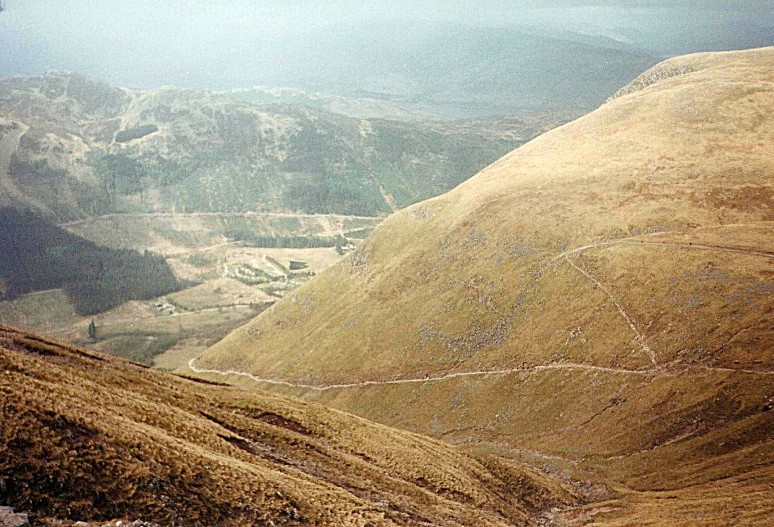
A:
[{"xmin": 335, "ymin": 236, "xmax": 345, "ymax": 255}]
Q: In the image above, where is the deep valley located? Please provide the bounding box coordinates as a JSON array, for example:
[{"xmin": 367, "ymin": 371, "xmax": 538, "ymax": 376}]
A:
[{"xmin": 1, "ymin": 4, "xmax": 772, "ymax": 525}]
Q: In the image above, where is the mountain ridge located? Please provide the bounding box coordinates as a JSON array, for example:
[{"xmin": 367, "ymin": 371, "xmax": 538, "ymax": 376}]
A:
[
  {"xmin": 203, "ymin": 46, "xmax": 774, "ymax": 379},
  {"xmin": 1, "ymin": 72, "xmax": 571, "ymax": 221}
]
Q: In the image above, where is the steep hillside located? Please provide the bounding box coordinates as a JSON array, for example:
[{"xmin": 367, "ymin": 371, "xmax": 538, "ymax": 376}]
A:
[
  {"xmin": 0, "ymin": 73, "xmax": 570, "ymax": 221},
  {"xmin": 198, "ymin": 48, "xmax": 774, "ymax": 525},
  {"xmin": 0, "ymin": 324, "xmax": 578, "ymax": 526}
]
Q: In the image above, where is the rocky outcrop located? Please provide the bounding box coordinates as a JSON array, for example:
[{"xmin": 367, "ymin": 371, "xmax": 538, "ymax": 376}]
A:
[
  {"xmin": 608, "ymin": 64, "xmax": 697, "ymax": 100},
  {"xmin": 0, "ymin": 507, "xmax": 28, "ymax": 527}
]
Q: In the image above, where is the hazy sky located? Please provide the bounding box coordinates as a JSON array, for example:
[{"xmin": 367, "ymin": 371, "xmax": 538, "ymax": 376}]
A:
[{"xmin": 1, "ymin": 0, "xmax": 772, "ymax": 90}]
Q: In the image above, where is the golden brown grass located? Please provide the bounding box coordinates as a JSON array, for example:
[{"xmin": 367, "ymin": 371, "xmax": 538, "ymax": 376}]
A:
[
  {"xmin": 0, "ymin": 324, "xmax": 579, "ymax": 527},
  {"xmin": 198, "ymin": 48, "xmax": 774, "ymax": 525}
]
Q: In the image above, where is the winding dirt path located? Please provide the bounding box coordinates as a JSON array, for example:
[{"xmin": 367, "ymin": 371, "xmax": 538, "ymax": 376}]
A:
[
  {"xmin": 188, "ymin": 226, "xmax": 774, "ymax": 391},
  {"xmin": 620, "ymin": 239, "xmax": 774, "ymax": 259},
  {"xmin": 187, "ymin": 359, "xmax": 657, "ymax": 392},
  {"xmin": 552, "ymin": 229, "xmax": 774, "ymax": 367},
  {"xmin": 188, "ymin": 358, "xmax": 657, "ymax": 392},
  {"xmin": 551, "ymin": 227, "xmax": 774, "ymax": 263},
  {"xmin": 187, "ymin": 358, "xmax": 773, "ymax": 392}
]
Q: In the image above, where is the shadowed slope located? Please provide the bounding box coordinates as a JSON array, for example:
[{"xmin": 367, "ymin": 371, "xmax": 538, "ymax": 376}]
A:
[
  {"xmin": 198, "ymin": 48, "xmax": 774, "ymax": 525},
  {"xmin": 0, "ymin": 325, "xmax": 578, "ymax": 527}
]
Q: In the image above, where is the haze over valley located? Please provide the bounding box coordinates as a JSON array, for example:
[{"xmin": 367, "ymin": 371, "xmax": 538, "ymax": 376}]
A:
[{"xmin": 1, "ymin": 2, "xmax": 773, "ymax": 526}]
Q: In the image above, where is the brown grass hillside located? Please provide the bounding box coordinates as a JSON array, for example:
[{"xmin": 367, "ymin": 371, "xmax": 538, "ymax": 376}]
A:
[
  {"xmin": 198, "ymin": 48, "xmax": 774, "ymax": 525},
  {"xmin": 0, "ymin": 324, "xmax": 579, "ymax": 527}
]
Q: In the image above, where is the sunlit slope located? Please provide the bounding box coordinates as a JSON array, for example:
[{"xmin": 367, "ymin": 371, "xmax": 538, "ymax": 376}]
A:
[
  {"xmin": 203, "ymin": 47, "xmax": 773, "ymax": 378},
  {"xmin": 199, "ymin": 47, "xmax": 774, "ymax": 520},
  {"xmin": 0, "ymin": 324, "xmax": 577, "ymax": 527}
]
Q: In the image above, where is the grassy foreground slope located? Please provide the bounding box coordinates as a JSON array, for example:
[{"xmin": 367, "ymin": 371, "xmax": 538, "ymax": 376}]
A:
[
  {"xmin": 0, "ymin": 324, "xmax": 578, "ymax": 526},
  {"xmin": 199, "ymin": 48, "xmax": 774, "ymax": 525}
]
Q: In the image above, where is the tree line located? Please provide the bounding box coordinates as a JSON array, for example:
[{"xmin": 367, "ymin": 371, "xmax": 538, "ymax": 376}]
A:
[{"xmin": 0, "ymin": 208, "xmax": 181, "ymax": 315}]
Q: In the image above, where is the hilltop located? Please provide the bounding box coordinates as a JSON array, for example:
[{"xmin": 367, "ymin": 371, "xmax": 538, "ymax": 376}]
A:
[
  {"xmin": 0, "ymin": 73, "xmax": 571, "ymax": 221},
  {"xmin": 198, "ymin": 48, "xmax": 774, "ymax": 525},
  {"xmin": 0, "ymin": 324, "xmax": 579, "ymax": 526}
]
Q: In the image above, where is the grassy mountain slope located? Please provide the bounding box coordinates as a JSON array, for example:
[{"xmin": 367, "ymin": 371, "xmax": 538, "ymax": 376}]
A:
[
  {"xmin": 0, "ymin": 324, "xmax": 578, "ymax": 526},
  {"xmin": 0, "ymin": 73, "xmax": 570, "ymax": 221},
  {"xmin": 198, "ymin": 48, "xmax": 774, "ymax": 525}
]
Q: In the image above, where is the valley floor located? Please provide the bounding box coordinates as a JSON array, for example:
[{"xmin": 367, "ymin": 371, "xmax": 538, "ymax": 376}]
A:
[{"xmin": 0, "ymin": 212, "xmax": 380, "ymax": 367}]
